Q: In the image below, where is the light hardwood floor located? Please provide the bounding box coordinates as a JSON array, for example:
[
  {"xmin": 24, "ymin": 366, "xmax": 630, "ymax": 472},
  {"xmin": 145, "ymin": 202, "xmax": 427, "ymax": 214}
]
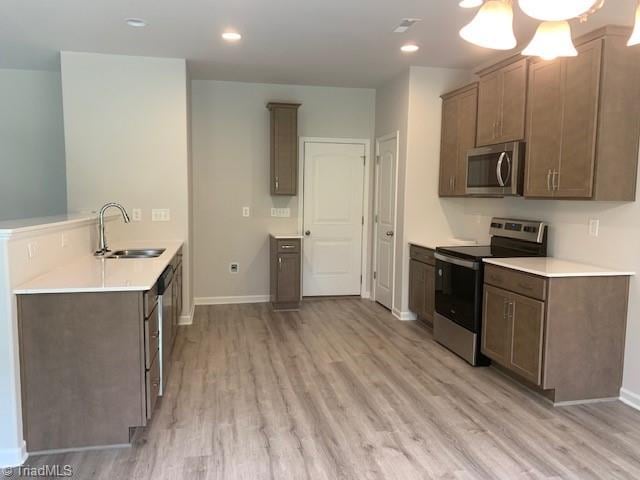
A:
[{"xmin": 26, "ymin": 298, "xmax": 640, "ymax": 479}]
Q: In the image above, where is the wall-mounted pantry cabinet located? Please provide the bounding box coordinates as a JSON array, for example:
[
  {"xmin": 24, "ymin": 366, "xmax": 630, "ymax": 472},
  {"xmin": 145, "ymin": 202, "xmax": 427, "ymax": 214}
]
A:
[
  {"xmin": 476, "ymin": 58, "xmax": 527, "ymax": 147},
  {"xmin": 439, "ymin": 83, "xmax": 478, "ymax": 197},
  {"xmin": 267, "ymin": 102, "xmax": 301, "ymax": 196},
  {"xmin": 524, "ymin": 27, "xmax": 640, "ymax": 200}
]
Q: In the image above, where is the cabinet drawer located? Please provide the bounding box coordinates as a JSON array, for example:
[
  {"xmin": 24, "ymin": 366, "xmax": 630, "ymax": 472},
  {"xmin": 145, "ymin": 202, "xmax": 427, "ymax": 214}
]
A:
[
  {"xmin": 143, "ymin": 284, "xmax": 158, "ymax": 319},
  {"xmin": 277, "ymin": 239, "xmax": 301, "ymax": 253},
  {"xmin": 144, "ymin": 305, "xmax": 160, "ymax": 369},
  {"xmin": 484, "ymin": 265, "xmax": 546, "ymax": 300},
  {"xmin": 410, "ymin": 245, "xmax": 435, "ymax": 265},
  {"xmin": 145, "ymin": 354, "xmax": 160, "ymax": 419}
]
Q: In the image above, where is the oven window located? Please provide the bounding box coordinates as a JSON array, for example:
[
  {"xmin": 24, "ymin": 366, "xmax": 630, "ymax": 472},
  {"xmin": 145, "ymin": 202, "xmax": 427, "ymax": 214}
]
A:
[
  {"xmin": 467, "ymin": 152, "xmax": 512, "ymax": 188},
  {"xmin": 435, "ymin": 260, "xmax": 482, "ymax": 332}
]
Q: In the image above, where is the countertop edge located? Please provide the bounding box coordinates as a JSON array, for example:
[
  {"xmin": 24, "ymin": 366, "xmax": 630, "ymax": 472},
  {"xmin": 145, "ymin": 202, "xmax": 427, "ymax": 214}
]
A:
[{"xmin": 482, "ymin": 258, "xmax": 636, "ymax": 278}]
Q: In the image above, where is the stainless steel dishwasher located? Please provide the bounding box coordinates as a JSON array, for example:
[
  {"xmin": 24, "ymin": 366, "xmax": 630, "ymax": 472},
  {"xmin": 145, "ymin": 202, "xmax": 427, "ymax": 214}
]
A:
[{"xmin": 157, "ymin": 264, "xmax": 174, "ymax": 396}]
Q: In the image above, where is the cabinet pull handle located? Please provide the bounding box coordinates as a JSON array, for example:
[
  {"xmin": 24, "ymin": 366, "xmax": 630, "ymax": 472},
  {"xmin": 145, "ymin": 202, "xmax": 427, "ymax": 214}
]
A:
[
  {"xmin": 278, "ymin": 256, "xmax": 282, "ymax": 271},
  {"xmin": 281, "ymin": 245, "xmax": 295, "ymax": 249},
  {"xmin": 503, "ymin": 300, "xmax": 508, "ymax": 319},
  {"xmin": 508, "ymin": 302, "xmax": 514, "ymax": 319},
  {"xmin": 552, "ymin": 170, "xmax": 559, "ymax": 191},
  {"xmin": 151, "ymin": 331, "xmax": 159, "ymax": 339},
  {"xmin": 547, "ymin": 169, "xmax": 552, "ymax": 191},
  {"xmin": 275, "ymin": 177, "xmax": 279, "ymax": 190}
]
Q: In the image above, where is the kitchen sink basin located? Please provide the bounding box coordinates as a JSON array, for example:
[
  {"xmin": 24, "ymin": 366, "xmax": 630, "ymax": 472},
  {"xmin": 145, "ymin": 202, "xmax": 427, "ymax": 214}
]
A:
[{"xmin": 105, "ymin": 248, "xmax": 166, "ymax": 259}]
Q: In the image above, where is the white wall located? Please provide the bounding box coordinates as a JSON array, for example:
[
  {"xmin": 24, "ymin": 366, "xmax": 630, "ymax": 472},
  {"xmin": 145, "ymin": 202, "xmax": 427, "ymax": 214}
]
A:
[
  {"xmin": 60, "ymin": 52, "xmax": 193, "ymax": 318},
  {"xmin": 393, "ymin": 67, "xmax": 640, "ymax": 406},
  {"xmin": 0, "ymin": 69, "xmax": 67, "ymax": 221},
  {"xmin": 191, "ymin": 80, "xmax": 375, "ymax": 301}
]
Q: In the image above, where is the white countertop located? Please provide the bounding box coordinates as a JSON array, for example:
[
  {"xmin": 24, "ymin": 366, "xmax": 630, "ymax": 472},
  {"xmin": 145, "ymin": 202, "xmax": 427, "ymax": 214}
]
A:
[
  {"xmin": 409, "ymin": 238, "xmax": 477, "ymax": 250},
  {"xmin": 270, "ymin": 234, "xmax": 304, "ymax": 239},
  {"xmin": 483, "ymin": 257, "xmax": 635, "ymax": 278},
  {"xmin": 14, "ymin": 240, "xmax": 184, "ymax": 294}
]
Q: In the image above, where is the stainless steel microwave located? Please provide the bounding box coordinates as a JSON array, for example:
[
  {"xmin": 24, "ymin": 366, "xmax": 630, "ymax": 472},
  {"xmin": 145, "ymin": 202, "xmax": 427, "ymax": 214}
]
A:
[{"xmin": 465, "ymin": 142, "xmax": 525, "ymax": 196}]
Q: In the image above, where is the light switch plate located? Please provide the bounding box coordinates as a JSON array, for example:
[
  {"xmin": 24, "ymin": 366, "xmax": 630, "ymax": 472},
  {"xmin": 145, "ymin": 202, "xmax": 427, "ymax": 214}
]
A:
[
  {"xmin": 242, "ymin": 207, "xmax": 250, "ymax": 217},
  {"xmin": 152, "ymin": 209, "xmax": 170, "ymax": 222},
  {"xmin": 132, "ymin": 208, "xmax": 142, "ymax": 222},
  {"xmin": 271, "ymin": 208, "xmax": 291, "ymax": 218},
  {"xmin": 588, "ymin": 219, "xmax": 599, "ymax": 237}
]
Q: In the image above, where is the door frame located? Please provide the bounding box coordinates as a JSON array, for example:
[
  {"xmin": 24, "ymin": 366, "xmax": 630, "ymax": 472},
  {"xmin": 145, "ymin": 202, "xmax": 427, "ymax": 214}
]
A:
[
  {"xmin": 298, "ymin": 137, "xmax": 372, "ymax": 298},
  {"xmin": 372, "ymin": 132, "xmax": 400, "ymax": 308}
]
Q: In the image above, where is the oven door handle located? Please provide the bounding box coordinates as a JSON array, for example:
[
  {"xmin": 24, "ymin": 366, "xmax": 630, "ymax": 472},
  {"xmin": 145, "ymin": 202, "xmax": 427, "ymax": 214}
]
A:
[
  {"xmin": 434, "ymin": 252, "xmax": 480, "ymax": 270},
  {"xmin": 496, "ymin": 151, "xmax": 509, "ymax": 187}
]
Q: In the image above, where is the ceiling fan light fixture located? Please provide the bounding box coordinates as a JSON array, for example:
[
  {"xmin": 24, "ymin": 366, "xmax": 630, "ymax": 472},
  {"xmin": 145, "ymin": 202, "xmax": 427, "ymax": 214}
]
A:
[
  {"xmin": 459, "ymin": 0, "xmax": 483, "ymax": 8},
  {"xmin": 628, "ymin": 3, "xmax": 640, "ymax": 46},
  {"xmin": 518, "ymin": 0, "xmax": 597, "ymax": 21},
  {"xmin": 522, "ymin": 21, "xmax": 578, "ymax": 60},
  {"xmin": 459, "ymin": 0, "xmax": 517, "ymax": 50}
]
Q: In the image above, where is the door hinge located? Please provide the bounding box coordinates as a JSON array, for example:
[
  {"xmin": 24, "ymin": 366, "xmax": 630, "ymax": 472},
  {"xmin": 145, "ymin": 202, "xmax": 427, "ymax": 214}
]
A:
[
  {"xmin": 376, "ymin": 155, "xmax": 380, "ymax": 164},
  {"xmin": 375, "ymin": 214, "xmax": 378, "ymax": 223},
  {"xmin": 360, "ymin": 274, "xmax": 363, "ymax": 284},
  {"xmin": 373, "ymin": 271, "xmax": 377, "ymax": 280},
  {"xmin": 361, "ymin": 155, "xmax": 366, "ymax": 165},
  {"xmin": 362, "ymin": 216, "xmax": 364, "ymax": 225}
]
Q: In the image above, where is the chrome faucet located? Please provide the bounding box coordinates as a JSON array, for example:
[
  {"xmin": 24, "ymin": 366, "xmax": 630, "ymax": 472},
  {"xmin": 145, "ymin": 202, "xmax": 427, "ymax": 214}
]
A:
[{"xmin": 95, "ymin": 202, "xmax": 131, "ymax": 256}]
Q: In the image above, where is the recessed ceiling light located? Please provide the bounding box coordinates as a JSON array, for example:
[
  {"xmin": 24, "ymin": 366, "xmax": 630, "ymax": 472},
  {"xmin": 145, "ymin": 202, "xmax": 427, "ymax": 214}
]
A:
[
  {"xmin": 401, "ymin": 44, "xmax": 420, "ymax": 53},
  {"xmin": 125, "ymin": 18, "xmax": 147, "ymax": 28},
  {"xmin": 222, "ymin": 31, "xmax": 242, "ymax": 42}
]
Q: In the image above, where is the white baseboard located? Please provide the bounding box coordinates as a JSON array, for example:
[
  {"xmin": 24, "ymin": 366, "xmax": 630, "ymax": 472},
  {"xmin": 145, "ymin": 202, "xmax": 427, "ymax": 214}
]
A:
[
  {"xmin": 392, "ymin": 308, "xmax": 417, "ymax": 321},
  {"xmin": 620, "ymin": 388, "xmax": 640, "ymax": 411},
  {"xmin": 194, "ymin": 295, "xmax": 270, "ymax": 306},
  {"xmin": 0, "ymin": 441, "xmax": 27, "ymax": 468},
  {"xmin": 178, "ymin": 304, "xmax": 195, "ymax": 325}
]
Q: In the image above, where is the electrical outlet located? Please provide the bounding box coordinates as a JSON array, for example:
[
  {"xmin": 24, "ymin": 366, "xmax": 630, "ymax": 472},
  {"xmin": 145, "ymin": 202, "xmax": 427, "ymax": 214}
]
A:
[
  {"xmin": 27, "ymin": 242, "xmax": 37, "ymax": 259},
  {"xmin": 152, "ymin": 209, "xmax": 170, "ymax": 222},
  {"xmin": 588, "ymin": 219, "xmax": 599, "ymax": 237},
  {"xmin": 132, "ymin": 208, "xmax": 142, "ymax": 222},
  {"xmin": 242, "ymin": 207, "xmax": 250, "ymax": 217},
  {"xmin": 271, "ymin": 208, "xmax": 291, "ymax": 218},
  {"xmin": 229, "ymin": 263, "xmax": 239, "ymax": 273}
]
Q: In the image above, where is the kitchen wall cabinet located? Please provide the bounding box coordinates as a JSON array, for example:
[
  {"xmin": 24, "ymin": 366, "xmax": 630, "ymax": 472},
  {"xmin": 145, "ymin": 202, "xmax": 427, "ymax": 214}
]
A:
[
  {"xmin": 270, "ymin": 236, "xmax": 302, "ymax": 310},
  {"xmin": 482, "ymin": 264, "xmax": 630, "ymax": 403},
  {"xmin": 17, "ymin": 250, "xmax": 183, "ymax": 451},
  {"xmin": 408, "ymin": 245, "xmax": 436, "ymax": 325},
  {"xmin": 267, "ymin": 102, "xmax": 301, "ymax": 196},
  {"xmin": 439, "ymin": 83, "xmax": 478, "ymax": 197},
  {"xmin": 476, "ymin": 58, "xmax": 527, "ymax": 147},
  {"xmin": 524, "ymin": 27, "xmax": 640, "ymax": 200}
]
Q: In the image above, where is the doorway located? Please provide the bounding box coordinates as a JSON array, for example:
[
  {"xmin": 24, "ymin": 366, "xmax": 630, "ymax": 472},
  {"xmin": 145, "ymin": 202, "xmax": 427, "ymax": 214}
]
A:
[
  {"xmin": 299, "ymin": 139, "xmax": 370, "ymax": 297},
  {"xmin": 373, "ymin": 133, "xmax": 398, "ymax": 310}
]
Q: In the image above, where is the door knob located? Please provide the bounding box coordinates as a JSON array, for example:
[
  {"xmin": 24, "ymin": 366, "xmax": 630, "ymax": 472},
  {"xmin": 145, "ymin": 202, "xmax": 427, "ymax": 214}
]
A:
[
  {"xmin": 304, "ymin": 230, "xmax": 311, "ymax": 236},
  {"xmin": 386, "ymin": 231, "xmax": 394, "ymax": 237}
]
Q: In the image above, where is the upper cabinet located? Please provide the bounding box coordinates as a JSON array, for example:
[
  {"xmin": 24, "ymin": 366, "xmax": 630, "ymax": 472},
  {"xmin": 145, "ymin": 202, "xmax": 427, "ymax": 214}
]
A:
[
  {"xmin": 439, "ymin": 83, "xmax": 478, "ymax": 197},
  {"xmin": 267, "ymin": 102, "xmax": 301, "ymax": 196},
  {"xmin": 476, "ymin": 58, "xmax": 528, "ymax": 147},
  {"xmin": 524, "ymin": 27, "xmax": 640, "ymax": 200}
]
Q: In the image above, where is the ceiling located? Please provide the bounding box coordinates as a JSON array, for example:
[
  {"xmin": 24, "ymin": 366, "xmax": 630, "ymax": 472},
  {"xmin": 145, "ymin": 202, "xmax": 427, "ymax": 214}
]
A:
[{"xmin": 0, "ymin": 0, "xmax": 636, "ymax": 88}]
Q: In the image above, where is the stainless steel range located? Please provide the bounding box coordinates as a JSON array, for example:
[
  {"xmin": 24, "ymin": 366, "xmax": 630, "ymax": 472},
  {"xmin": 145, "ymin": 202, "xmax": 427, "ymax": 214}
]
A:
[{"xmin": 434, "ymin": 218, "xmax": 548, "ymax": 366}]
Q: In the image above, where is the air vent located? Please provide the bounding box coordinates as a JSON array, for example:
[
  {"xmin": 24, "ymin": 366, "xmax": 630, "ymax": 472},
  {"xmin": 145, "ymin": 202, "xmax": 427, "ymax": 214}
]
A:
[{"xmin": 393, "ymin": 18, "xmax": 422, "ymax": 33}]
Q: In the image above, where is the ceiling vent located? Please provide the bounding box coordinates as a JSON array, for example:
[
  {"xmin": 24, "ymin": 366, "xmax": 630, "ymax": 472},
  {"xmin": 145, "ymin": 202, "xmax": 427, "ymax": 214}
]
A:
[{"xmin": 393, "ymin": 18, "xmax": 422, "ymax": 33}]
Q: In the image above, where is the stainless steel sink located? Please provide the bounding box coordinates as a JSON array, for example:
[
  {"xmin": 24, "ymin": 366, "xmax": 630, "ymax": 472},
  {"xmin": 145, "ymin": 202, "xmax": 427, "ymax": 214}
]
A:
[{"xmin": 105, "ymin": 248, "xmax": 166, "ymax": 259}]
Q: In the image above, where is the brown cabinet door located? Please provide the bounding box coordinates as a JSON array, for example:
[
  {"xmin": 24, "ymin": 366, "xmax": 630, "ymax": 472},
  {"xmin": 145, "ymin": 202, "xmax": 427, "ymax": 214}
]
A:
[
  {"xmin": 477, "ymin": 72, "xmax": 501, "ymax": 146},
  {"xmin": 424, "ymin": 263, "xmax": 435, "ymax": 323},
  {"xmin": 439, "ymin": 96, "xmax": 458, "ymax": 196},
  {"xmin": 269, "ymin": 103, "xmax": 300, "ymax": 196},
  {"xmin": 498, "ymin": 59, "xmax": 527, "ymax": 143},
  {"xmin": 509, "ymin": 293, "xmax": 545, "ymax": 385},
  {"xmin": 276, "ymin": 253, "xmax": 301, "ymax": 303},
  {"xmin": 439, "ymin": 84, "xmax": 477, "ymax": 197},
  {"xmin": 555, "ymin": 39, "xmax": 601, "ymax": 198},
  {"xmin": 524, "ymin": 59, "xmax": 563, "ymax": 197},
  {"xmin": 481, "ymin": 285, "xmax": 512, "ymax": 366},
  {"xmin": 409, "ymin": 259, "xmax": 427, "ymax": 317}
]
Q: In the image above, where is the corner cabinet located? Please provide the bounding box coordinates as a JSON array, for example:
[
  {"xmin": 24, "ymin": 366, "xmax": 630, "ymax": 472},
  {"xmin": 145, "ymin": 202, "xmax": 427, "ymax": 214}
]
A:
[
  {"xmin": 476, "ymin": 58, "xmax": 527, "ymax": 147},
  {"xmin": 408, "ymin": 245, "xmax": 436, "ymax": 325},
  {"xmin": 439, "ymin": 83, "xmax": 478, "ymax": 197},
  {"xmin": 267, "ymin": 102, "xmax": 301, "ymax": 196},
  {"xmin": 482, "ymin": 264, "xmax": 630, "ymax": 403},
  {"xmin": 524, "ymin": 27, "xmax": 640, "ymax": 200},
  {"xmin": 270, "ymin": 236, "xmax": 302, "ymax": 310}
]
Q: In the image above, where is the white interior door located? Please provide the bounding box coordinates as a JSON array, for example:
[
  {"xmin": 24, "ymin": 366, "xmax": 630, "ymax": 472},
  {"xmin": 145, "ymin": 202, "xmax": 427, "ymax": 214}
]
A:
[
  {"xmin": 303, "ymin": 142, "xmax": 365, "ymax": 296},
  {"xmin": 374, "ymin": 136, "xmax": 397, "ymax": 309}
]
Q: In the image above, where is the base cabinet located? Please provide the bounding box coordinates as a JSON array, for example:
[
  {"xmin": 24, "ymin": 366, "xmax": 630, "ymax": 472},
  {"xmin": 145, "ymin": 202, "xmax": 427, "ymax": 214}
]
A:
[
  {"xmin": 408, "ymin": 245, "xmax": 435, "ymax": 325},
  {"xmin": 482, "ymin": 264, "xmax": 630, "ymax": 403},
  {"xmin": 270, "ymin": 236, "xmax": 302, "ymax": 310}
]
